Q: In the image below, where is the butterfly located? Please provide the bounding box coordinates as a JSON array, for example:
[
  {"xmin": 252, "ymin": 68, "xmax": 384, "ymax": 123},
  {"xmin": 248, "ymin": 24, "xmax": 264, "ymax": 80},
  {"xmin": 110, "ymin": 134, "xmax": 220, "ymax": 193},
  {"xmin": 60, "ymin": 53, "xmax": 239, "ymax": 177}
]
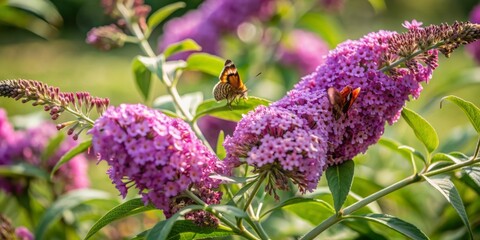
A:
[
  {"xmin": 327, "ymin": 85, "xmax": 361, "ymax": 120},
  {"xmin": 213, "ymin": 59, "xmax": 248, "ymax": 108}
]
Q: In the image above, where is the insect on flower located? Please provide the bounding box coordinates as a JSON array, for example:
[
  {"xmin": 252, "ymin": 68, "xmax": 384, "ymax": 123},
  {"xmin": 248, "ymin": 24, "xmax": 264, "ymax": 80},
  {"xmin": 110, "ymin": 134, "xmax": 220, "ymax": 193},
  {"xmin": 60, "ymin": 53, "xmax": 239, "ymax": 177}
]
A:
[
  {"xmin": 327, "ymin": 85, "xmax": 361, "ymax": 120},
  {"xmin": 213, "ymin": 59, "xmax": 248, "ymax": 108}
]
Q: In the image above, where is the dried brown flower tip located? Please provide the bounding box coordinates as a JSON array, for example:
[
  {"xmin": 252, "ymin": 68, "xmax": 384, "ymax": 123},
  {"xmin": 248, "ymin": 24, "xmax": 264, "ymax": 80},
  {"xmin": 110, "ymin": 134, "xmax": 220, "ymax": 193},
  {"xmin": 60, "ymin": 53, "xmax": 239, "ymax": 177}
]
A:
[{"xmin": 0, "ymin": 79, "xmax": 110, "ymax": 139}]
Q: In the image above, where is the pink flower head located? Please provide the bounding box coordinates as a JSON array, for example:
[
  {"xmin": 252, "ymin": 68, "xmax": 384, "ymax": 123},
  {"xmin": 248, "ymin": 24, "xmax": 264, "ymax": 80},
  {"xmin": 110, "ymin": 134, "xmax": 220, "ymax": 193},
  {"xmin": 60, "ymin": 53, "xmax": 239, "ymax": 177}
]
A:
[
  {"xmin": 86, "ymin": 24, "xmax": 126, "ymax": 51},
  {"xmin": 225, "ymin": 21, "xmax": 480, "ymax": 196},
  {"xmin": 224, "ymin": 106, "xmax": 327, "ymax": 198},
  {"xmin": 0, "ymin": 110, "xmax": 90, "ymax": 194},
  {"xmin": 15, "ymin": 227, "xmax": 34, "ymax": 240},
  {"xmin": 402, "ymin": 20, "xmax": 423, "ymax": 30},
  {"xmin": 89, "ymin": 104, "xmax": 223, "ymax": 224}
]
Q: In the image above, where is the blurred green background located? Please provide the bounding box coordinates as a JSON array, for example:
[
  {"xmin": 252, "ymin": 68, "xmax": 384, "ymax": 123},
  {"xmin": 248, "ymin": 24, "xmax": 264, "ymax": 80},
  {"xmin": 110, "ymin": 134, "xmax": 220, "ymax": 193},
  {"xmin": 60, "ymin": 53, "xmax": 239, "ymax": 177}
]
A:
[{"xmin": 1, "ymin": 0, "xmax": 480, "ymax": 239}]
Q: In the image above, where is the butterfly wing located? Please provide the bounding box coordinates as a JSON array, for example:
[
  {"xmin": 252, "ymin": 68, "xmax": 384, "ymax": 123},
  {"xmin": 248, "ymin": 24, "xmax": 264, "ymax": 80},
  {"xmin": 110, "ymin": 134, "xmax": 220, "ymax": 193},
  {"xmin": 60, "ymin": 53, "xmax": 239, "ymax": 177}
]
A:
[
  {"xmin": 328, "ymin": 86, "xmax": 361, "ymax": 119},
  {"xmin": 327, "ymin": 87, "xmax": 344, "ymax": 120},
  {"xmin": 219, "ymin": 60, "xmax": 246, "ymax": 91}
]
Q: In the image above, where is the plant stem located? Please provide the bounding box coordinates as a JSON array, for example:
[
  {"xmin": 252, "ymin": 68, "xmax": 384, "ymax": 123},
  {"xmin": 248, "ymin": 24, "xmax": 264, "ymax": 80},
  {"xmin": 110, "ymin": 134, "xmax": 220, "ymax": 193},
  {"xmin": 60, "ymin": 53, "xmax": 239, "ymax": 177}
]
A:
[
  {"xmin": 244, "ymin": 173, "xmax": 267, "ymax": 212},
  {"xmin": 301, "ymin": 174, "xmax": 420, "ymax": 240},
  {"xmin": 117, "ymin": 3, "xmax": 214, "ymax": 150},
  {"xmin": 184, "ymin": 190, "xmax": 259, "ymax": 240},
  {"xmin": 379, "ymin": 42, "xmax": 443, "ymax": 72},
  {"xmin": 302, "ymin": 149, "xmax": 480, "ymax": 240}
]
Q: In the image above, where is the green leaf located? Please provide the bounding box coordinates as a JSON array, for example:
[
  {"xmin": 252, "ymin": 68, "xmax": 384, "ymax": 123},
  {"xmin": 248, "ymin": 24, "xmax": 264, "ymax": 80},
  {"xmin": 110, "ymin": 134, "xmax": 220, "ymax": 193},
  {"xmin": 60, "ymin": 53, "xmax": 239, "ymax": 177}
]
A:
[
  {"xmin": 229, "ymin": 180, "xmax": 257, "ymax": 204},
  {"xmin": 463, "ymin": 166, "xmax": 480, "ymax": 187},
  {"xmin": 342, "ymin": 220, "xmax": 388, "ymax": 240},
  {"xmin": 326, "ymin": 160, "xmax": 354, "ymax": 212},
  {"xmin": 41, "ymin": 132, "xmax": 65, "ymax": 161},
  {"xmin": 163, "ymin": 39, "xmax": 201, "ymax": 59},
  {"xmin": 193, "ymin": 97, "xmax": 271, "ymax": 122},
  {"xmin": 424, "ymin": 176, "xmax": 473, "ymax": 239},
  {"xmin": 261, "ymin": 197, "xmax": 334, "ymax": 219},
  {"xmin": 441, "ymin": 95, "xmax": 480, "ymax": 134},
  {"xmin": 84, "ymin": 198, "xmax": 155, "ymax": 239},
  {"xmin": 284, "ymin": 199, "xmax": 336, "ymax": 225},
  {"xmin": 401, "ymin": 107, "xmax": 439, "ymax": 153},
  {"xmin": 216, "ymin": 130, "xmax": 226, "ymax": 159},
  {"xmin": 209, "ymin": 205, "xmax": 247, "ymax": 218},
  {"xmin": 153, "ymin": 92, "xmax": 202, "ymax": 116},
  {"xmin": 378, "ymin": 137, "xmax": 425, "ymax": 163},
  {"xmin": 347, "ymin": 213, "xmax": 428, "ymax": 240},
  {"xmin": 146, "ymin": 205, "xmax": 204, "ymax": 240},
  {"xmin": 460, "ymin": 166, "xmax": 480, "ymax": 195},
  {"xmin": 147, "ymin": 2, "xmax": 185, "ymax": 33},
  {"xmin": 137, "ymin": 55, "xmax": 164, "ymax": 79},
  {"xmin": 163, "ymin": 220, "xmax": 235, "ymax": 239},
  {"xmin": 431, "ymin": 153, "xmax": 462, "ymax": 164},
  {"xmin": 209, "ymin": 174, "xmax": 253, "ymax": 184},
  {"xmin": 0, "ymin": 163, "xmax": 48, "ymax": 180},
  {"xmin": 35, "ymin": 189, "xmax": 113, "ymax": 239},
  {"xmin": 185, "ymin": 53, "xmax": 224, "ymax": 76},
  {"xmin": 8, "ymin": 0, "xmax": 62, "ymax": 25},
  {"xmin": 50, "ymin": 139, "xmax": 92, "ymax": 179},
  {"xmin": 0, "ymin": 6, "xmax": 58, "ymax": 38},
  {"xmin": 132, "ymin": 56, "xmax": 152, "ymax": 100}
]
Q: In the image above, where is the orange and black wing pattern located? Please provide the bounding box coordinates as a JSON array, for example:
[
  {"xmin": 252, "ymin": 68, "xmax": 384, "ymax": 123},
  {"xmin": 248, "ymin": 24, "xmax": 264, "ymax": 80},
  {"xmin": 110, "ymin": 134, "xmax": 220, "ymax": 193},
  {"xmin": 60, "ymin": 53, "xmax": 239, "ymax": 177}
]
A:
[
  {"xmin": 214, "ymin": 60, "xmax": 248, "ymax": 106},
  {"xmin": 327, "ymin": 85, "xmax": 361, "ymax": 120}
]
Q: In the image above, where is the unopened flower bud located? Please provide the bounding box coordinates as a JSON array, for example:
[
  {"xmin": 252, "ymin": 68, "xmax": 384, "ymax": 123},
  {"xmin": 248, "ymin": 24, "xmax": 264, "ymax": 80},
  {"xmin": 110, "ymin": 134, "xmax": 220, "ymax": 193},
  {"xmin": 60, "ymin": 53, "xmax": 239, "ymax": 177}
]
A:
[{"xmin": 86, "ymin": 24, "xmax": 126, "ymax": 51}]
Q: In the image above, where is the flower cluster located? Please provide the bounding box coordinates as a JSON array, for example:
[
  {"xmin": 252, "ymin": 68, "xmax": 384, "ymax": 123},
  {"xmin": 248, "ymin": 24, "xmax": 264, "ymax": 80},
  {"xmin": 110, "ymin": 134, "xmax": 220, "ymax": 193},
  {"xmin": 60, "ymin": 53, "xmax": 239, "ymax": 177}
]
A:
[
  {"xmin": 0, "ymin": 109, "xmax": 90, "ymax": 195},
  {"xmin": 224, "ymin": 106, "xmax": 327, "ymax": 197},
  {"xmin": 87, "ymin": 0, "xmax": 151, "ymax": 50},
  {"xmin": 158, "ymin": 0, "xmax": 275, "ymax": 59},
  {"xmin": 0, "ymin": 79, "xmax": 109, "ymax": 139},
  {"xmin": 225, "ymin": 21, "xmax": 480, "ymax": 195},
  {"xmin": 468, "ymin": 4, "xmax": 480, "ymax": 63},
  {"xmin": 277, "ymin": 30, "xmax": 330, "ymax": 74},
  {"xmin": 86, "ymin": 24, "xmax": 127, "ymax": 51},
  {"xmin": 89, "ymin": 104, "xmax": 223, "ymax": 225}
]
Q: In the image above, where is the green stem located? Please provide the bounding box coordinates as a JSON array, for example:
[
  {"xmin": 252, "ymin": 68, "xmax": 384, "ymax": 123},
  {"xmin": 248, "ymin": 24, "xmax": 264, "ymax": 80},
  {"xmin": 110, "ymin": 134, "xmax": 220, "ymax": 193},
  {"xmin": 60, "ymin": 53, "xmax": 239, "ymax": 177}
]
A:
[
  {"xmin": 379, "ymin": 41, "xmax": 443, "ymax": 72},
  {"xmin": 243, "ymin": 173, "xmax": 267, "ymax": 212},
  {"xmin": 184, "ymin": 190, "xmax": 259, "ymax": 240},
  {"xmin": 302, "ymin": 149, "xmax": 480, "ymax": 240},
  {"xmin": 116, "ymin": 3, "xmax": 214, "ymax": 149}
]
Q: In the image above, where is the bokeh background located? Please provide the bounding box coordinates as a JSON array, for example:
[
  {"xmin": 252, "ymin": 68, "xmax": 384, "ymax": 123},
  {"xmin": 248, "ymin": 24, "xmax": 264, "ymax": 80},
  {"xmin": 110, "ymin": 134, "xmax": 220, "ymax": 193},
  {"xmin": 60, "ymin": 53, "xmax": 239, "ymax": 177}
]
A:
[{"xmin": 1, "ymin": 0, "xmax": 480, "ymax": 239}]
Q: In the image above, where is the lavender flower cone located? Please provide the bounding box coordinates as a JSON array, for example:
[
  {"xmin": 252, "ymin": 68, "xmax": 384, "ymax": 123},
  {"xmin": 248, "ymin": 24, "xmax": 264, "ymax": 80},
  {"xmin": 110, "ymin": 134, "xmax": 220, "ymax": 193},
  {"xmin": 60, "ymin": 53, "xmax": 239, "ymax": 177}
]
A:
[
  {"xmin": 89, "ymin": 104, "xmax": 224, "ymax": 225},
  {"xmin": 225, "ymin": 21, "xmax": 480, "ymax": 195}
]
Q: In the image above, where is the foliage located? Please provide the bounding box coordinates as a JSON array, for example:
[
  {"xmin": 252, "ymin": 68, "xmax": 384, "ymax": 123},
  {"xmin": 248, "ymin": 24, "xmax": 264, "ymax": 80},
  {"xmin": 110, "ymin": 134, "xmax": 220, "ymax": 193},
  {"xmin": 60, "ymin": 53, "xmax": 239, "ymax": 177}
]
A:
[{"xmin": 1, "ymin": 1, "xmax": 480, "ymax": 240}]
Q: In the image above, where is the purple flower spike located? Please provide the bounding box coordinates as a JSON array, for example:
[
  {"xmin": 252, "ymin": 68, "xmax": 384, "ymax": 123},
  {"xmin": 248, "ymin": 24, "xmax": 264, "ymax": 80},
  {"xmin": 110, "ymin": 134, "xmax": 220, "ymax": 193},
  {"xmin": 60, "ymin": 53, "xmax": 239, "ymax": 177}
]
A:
[
  {"xmin": 224, "ymin": 106, "xmax": 327, "ymax": 198},
  {"xmin": 226, "ymin": 21, "xmax": 480, "ymax": 197},
  {"xmin": 0, "ymin": 110, "xmax": 90, "ymax": 194},
  {"xmin": 90, "ymin": 104, "xmax": 223, "ymax": 225}
]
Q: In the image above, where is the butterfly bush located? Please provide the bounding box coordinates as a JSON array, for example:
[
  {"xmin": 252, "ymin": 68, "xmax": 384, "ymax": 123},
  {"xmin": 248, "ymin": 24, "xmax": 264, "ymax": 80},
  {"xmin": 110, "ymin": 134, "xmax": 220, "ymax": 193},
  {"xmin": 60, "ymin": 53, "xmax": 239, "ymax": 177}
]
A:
[
  {"xmin": 468, "ymin": 4, "xmax": 480, "ymax": 63},
  {"xmin": 0, "ymin": 109, "xmax": 90, "ymax": 194},
  {"xmin": 225, "ymin": 21, "xmax": 480, "ymax": 194},
  {"xmin": 224, "ymin": 106, "xmax": 326, "ymax": 197},
  {"xmin": 89, "ymin": 104, "xmax": 224, "ymax": 226}
]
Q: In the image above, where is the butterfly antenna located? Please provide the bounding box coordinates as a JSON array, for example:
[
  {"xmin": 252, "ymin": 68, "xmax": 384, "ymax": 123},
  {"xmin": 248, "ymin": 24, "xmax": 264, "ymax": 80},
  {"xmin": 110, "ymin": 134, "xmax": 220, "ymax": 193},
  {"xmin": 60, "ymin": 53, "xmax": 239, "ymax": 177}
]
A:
[{"xmin": 244, "ymin": 72, "xmax": 262, "ymax": 88}]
